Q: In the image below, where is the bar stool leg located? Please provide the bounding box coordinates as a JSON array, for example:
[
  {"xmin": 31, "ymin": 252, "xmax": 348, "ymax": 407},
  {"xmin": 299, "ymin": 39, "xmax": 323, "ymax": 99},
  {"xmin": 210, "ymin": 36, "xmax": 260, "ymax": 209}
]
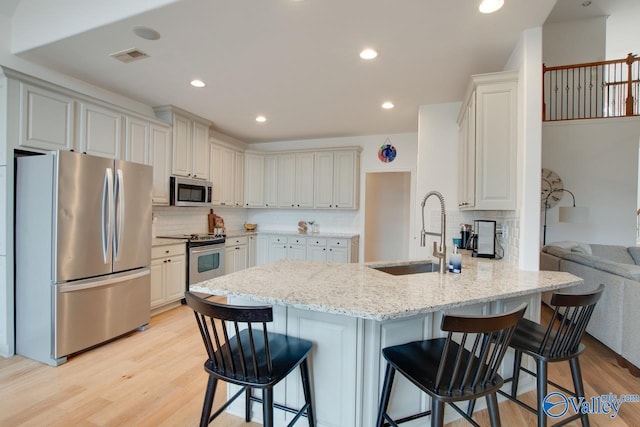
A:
[
  {"xmin": 376, "ymin": 364, "xmax": 395, "ymax": 427},
  {"xmin": 201, "ymin": 376, "xmax": 218, "ymax": 427},
  {"xmin": 511, "ymin": 350, "xmax": 523, "ymax": 398},
  {"xmin": 486, "ymin": 393, "xmax": 501, "ymax": 427},
  {"xmin": 245, "ymin": 387, "xmax": 252, "ymax": 422},
  {"xmin": 431, "ymin": 399, "xmax": 445, "ymax": 427},
  {"xmin": 536, "ymin": 359, "xmax": 548, "ymax": 427},
  {"xmin": 262, "ymin": 388, "xmax": 274, "ymax": 427},
  {"xmin": 569, "ymin": 358, "xmax": 590, "ymax": 427},
  {"xmin": 300, "ymin": 359, "xmax": 316, "ymax": 427}
]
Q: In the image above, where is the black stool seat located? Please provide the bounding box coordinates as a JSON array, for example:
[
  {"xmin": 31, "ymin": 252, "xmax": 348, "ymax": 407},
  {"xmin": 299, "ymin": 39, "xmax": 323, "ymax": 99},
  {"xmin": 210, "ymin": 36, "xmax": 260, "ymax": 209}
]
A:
[
  {"xmin": 185, "ymin": 292, "xmax": 316, "ymax": 427},
  {"xmin": 205, "ymin": 329, "xmax": 313, "ymax": 387},
  {"xmin": 377, "ymin": 303, "xmax": 527, "ymax": 427},
  {"xmin": 499, "ymin": 284, "xmax": 605, "ymax": 427}
]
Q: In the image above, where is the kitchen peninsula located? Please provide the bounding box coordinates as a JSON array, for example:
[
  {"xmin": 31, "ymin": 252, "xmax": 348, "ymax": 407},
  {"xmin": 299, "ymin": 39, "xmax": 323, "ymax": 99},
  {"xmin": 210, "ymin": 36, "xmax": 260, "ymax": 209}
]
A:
[{"xmin": 191, "ymin": 257, "xmax": 582, "ymax": 427}]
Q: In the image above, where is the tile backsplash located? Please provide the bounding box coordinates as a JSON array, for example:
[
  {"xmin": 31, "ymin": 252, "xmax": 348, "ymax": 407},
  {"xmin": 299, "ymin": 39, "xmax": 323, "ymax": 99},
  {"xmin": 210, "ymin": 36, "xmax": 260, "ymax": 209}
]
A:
[{"xmin": 152, "ymin": 206, "xmax": 248, "ymax": 236}]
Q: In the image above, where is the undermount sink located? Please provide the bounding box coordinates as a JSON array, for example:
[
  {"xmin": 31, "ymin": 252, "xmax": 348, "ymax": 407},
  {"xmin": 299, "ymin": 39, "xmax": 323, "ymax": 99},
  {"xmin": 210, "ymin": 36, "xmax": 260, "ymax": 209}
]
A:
[{"xmin": 371, "ymin": 262, "xmax": 440, "ymax": 276}]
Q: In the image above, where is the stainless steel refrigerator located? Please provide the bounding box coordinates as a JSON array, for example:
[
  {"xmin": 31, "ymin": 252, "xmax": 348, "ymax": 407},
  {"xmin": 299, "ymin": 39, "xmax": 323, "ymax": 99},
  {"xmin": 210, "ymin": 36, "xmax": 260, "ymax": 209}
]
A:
[{"xmin": 16, "ymin": 150, "xmax": 153, "ymax": 365}]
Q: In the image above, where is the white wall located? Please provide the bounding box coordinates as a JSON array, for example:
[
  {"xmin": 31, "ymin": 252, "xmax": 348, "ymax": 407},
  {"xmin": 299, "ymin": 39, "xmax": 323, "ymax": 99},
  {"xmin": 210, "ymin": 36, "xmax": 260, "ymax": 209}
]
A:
[
  {"xmin": 543, "ymin": 17, "xmax": 606, "ymax": 66},
  {"xmin": 605, "ymin": 0, "xmax": 640, "ymax": 60},
  {"xmin": 247, "ymin": 133, "xmax": 419, "ymax": 258},
  {"xmin": 542, "ymin": 118, "xmax": 640, "ymax": 246}
]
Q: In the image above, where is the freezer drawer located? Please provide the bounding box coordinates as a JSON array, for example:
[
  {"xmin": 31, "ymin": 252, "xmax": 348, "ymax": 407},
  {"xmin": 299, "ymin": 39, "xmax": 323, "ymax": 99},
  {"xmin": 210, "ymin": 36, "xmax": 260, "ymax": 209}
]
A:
[{"xmin": 54, "ymin": 269, "xmax": 150, "ymax": 358}]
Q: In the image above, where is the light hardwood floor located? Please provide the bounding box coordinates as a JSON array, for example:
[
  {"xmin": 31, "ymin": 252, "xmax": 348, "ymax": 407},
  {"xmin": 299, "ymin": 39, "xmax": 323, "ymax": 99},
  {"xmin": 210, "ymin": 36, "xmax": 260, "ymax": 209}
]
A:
[{"xmin": 1, "ymin": 300, "xmax": 639, "ymax": 426}]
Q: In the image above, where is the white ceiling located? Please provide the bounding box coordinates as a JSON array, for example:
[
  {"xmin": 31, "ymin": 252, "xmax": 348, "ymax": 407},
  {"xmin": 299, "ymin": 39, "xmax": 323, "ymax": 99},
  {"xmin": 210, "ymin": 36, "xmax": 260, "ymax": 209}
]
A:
[{"xmin": 5, "ymin": 0, "xmax": 565, "ymax": 143}]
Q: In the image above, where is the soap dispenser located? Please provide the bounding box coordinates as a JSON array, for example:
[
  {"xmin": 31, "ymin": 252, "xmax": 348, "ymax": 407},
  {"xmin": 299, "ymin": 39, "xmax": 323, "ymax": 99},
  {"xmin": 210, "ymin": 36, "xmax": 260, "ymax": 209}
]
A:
[{"xmin": 449, "ymin": 246, "xmax": 462, "ymax": 274}]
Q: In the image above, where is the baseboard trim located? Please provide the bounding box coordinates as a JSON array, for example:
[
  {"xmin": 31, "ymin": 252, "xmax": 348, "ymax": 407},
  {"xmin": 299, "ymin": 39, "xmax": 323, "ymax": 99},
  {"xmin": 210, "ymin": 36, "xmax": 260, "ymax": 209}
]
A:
[{"xmin": 615, "ymin": 354, "xmax": 640, "ymax": 377}]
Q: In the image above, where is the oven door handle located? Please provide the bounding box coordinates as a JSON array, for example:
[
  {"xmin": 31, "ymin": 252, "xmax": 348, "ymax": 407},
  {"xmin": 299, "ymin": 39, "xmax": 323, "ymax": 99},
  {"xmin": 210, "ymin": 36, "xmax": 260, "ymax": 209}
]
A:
[{"xmin": 190, "ymin": 247, "xmax": 223, "ymax": 255}]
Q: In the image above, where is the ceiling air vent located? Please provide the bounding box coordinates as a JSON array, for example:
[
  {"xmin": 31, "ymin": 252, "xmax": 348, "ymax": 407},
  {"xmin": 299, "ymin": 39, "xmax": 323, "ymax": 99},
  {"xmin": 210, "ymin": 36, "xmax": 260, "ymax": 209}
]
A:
[{"xmin": 110, "ymin": 48, "xmax": 150, "ymax": 63}]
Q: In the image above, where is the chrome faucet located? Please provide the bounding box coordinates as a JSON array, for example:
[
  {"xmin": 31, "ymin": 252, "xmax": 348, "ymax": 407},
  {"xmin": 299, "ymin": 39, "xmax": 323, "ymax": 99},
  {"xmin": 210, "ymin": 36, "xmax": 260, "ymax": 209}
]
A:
[{"xmin": 420, "ymin": 191, "xmax": 447, "ymax": 274}]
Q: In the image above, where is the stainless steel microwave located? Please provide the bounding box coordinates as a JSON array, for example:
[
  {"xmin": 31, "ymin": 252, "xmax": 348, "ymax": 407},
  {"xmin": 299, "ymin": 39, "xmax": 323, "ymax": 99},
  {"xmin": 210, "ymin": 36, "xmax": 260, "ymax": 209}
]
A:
[{"xmin": 170, "ymin": 176, "xmax": 212, "ymax": 207}]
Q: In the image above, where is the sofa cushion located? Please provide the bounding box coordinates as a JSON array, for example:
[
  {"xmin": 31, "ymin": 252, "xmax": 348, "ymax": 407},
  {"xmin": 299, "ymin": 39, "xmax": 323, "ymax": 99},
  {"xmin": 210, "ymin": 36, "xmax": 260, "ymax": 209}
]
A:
[
  {"xmin": 546, "ymin": 241, "xmax": 592, "ymax": 254},
  {"xmin": 627, "ymin": 247, "xmax": 640, "ymax": 265},
  {"xmin": 543, "ymin": 246, "xmax": 570, "ymax": 258},
  {"xmin": 563, "ymin": 252, "xmax": 598, "ymax": 267},
  {"xmin": 593, "ymin": 259, "xmax": 640, "ymax": 281},
  {"xmin": 590, "ymin": 244, "xmax": 635, "ymax": 265}
]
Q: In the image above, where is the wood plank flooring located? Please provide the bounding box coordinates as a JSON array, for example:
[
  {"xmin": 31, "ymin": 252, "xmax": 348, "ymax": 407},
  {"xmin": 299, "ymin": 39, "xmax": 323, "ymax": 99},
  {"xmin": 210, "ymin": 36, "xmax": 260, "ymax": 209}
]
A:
[{"xmin": 1, "ymin": 300, "xmax": 639, "ymax": 426}]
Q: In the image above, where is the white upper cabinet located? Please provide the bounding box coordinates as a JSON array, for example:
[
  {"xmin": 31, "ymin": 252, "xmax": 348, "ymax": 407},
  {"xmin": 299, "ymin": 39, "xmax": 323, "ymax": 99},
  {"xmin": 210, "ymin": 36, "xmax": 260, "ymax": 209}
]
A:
[
  {"xmin": 210, "ymin": 142, "xmax": 244, "ymax": 207},
  {"xmin": 277, "ymin": 154, "xmax": 296, "ymax": 208},
  {"xmin": 458, "ymin": 71, "xmax": 517, "ymax": 211},
  {"xmin": 149, "ymin": 124, "xmax": 172, "ymax": 205},
  {"xmin": 295, "ymin": 153, "xmax": 314, "ymax": 208},
  {"xmin": 18, "ymin": 83, "xmax": 75, "ymax": 152},
  {"xmin": 314, "ymin": 149, "xmax": 360, "ymax": 209},
  {"xmin": 124, "ymin": 116, "xmax": 149, "ymax": 165},
  {"xmin": 244, "ymin": 152, "xmax": 265, "ymax": 207},
  {"xmin": 264, "ymin": 155, "xmax": 279, "ymax": 208},
  {"xmin": 234, "ymin": 151, "xmax": 244, "ymax": 207},
  {"xmin": 154, "ymin": 106, "xmax": 211, "ymax": 180},
  {"xmin": 78, "ymin": 101, "xmax": 123, "ymax": 158}
]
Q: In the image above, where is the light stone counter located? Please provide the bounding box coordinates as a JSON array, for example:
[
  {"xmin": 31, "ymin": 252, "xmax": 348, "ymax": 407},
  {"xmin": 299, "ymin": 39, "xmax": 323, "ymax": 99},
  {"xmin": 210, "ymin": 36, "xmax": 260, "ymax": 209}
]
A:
[
  {"xmin": 191, "ymin": 256, "xmax": 582, "ymax": 321},
  {"xmin": 224, "ymin": 229, "xmax": 359, "ymax": 239},
  {"xmin": 152, "ymin": 237, "xmax": 187, "ymax": 246}
]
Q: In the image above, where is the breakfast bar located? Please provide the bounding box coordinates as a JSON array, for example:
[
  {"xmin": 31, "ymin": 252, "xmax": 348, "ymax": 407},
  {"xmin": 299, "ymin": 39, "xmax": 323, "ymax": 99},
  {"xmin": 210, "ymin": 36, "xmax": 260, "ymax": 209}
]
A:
[{"xmin": 191, "ymin": 257, "xmax": 582, "ymax": 427}]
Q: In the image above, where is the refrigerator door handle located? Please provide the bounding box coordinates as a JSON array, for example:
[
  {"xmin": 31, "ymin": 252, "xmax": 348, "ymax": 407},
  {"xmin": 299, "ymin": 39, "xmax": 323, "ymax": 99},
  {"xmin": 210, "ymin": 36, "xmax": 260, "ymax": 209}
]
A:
[
  {"xmin": 114, "ymin": 168, "xmax": 125, "ymax": 261},
  {"xmin": 57, "ymin": 269, "xmax": 150, "ymax": 293},
  {"xmin": 102, "ymin": 168, "xmax": 114, "ymax": 264}
]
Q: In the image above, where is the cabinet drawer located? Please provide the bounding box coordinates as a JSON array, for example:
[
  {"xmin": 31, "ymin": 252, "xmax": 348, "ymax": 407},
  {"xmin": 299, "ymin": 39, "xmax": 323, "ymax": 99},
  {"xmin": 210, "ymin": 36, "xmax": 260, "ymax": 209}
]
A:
[
  {"xmin": 328, "ymin": 239, "xmax": 349, "ymax": 247},
  {"xmin": 270, "ymin": 236, "xmax": 287, "ymax": 244},
  {"xmin": 225, "ymin": 236, "xmax": 248, "ymax": 247},
  {"xmin": 308, "ymin": 237, "xmax": 327, "ymax": 247},
  {"xmin": 288, "ymin": 236, "xmax": 306, "ymax": 245},
  {"xmin": 152, "ymin": 244, "xmax": 185, "ymax": 259}
]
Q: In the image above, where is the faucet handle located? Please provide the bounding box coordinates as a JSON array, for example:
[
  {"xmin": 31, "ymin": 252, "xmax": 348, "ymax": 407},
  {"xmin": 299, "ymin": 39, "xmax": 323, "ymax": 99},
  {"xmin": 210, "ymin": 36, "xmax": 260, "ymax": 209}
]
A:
[{"xmin": 432, "ymin": 241, "xmax": 442, "ymax": 258}]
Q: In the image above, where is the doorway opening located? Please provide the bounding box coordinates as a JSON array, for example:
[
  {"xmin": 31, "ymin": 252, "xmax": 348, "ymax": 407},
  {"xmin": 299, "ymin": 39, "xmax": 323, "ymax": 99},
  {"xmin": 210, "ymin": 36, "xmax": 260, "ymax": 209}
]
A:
[{"xmin": 364, "ymin": 172, "xmax": 411, "ymax": 262}]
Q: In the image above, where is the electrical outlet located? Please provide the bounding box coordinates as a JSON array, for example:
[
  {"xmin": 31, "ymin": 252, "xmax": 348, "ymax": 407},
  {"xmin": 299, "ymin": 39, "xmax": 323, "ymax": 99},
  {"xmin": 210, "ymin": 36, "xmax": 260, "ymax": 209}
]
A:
[{"xmin": 496, "ymin": 224, "xmax": 506, "ymax": 243}]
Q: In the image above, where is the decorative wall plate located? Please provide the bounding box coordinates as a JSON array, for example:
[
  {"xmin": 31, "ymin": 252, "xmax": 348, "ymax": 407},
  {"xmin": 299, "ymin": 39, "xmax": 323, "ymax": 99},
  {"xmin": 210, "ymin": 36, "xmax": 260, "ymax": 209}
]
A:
[
  {"xmin": 541, "ymin": 168, "xmax": 564, "ymax": 209},
  {"xmin": 378, "ymin": 143, "xmax": 397, "ymax": 163}
]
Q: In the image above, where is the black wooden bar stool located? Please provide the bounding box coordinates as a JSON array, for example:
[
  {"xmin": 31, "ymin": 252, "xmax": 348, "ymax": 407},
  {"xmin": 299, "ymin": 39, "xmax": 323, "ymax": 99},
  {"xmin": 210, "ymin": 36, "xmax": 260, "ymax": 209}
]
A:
[
  {"xmin": 498, "ymin": 284, "xmax": 604, "ymax": 427},
  {"xmin": 376, "ymin": 303, "xmax": 527, "ymax": 427},
  {"xmin": 185, "ymin": 292, "xmax": 316, "ymax": 427}
]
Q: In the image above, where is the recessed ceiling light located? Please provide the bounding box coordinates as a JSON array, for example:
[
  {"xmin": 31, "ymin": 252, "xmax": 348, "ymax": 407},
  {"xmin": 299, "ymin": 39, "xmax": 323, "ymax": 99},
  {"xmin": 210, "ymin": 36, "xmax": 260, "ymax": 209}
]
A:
[
  {"xmin": 359, "ymin": 48, "xmax": 378, "ymax": 60},
  {"xmin": 190, "ymin": 80, "xmax": 206, "ymax": 88},
  {"xmin": 132, "ymin": 26, "xmax": 161, "ymax": 41},
  {"xmin": 478, "ymin": 0, "xmax": 504, "ymax": 14},
  {"xmin": 256, "ymin": 115, "xmax": 267, "ymax": 123},
  {"xmin": 382, "ymin": 102, "xmax": 394, "ymax": 109}
]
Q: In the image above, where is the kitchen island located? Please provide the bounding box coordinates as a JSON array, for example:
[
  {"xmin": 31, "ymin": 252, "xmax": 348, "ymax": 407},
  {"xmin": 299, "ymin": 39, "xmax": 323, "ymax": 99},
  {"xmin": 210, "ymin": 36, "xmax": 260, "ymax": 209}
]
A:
[{"xmin": 191, "ymin": 256, "xmax": 582, "ymax": 427}]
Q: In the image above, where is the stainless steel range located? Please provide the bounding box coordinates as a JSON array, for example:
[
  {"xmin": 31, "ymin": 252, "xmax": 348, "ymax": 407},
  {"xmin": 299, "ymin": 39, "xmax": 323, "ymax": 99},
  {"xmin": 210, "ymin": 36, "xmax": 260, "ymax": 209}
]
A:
[{"xmin": 159, "ymin": 234, "xmax": 226, "ymax": 291}]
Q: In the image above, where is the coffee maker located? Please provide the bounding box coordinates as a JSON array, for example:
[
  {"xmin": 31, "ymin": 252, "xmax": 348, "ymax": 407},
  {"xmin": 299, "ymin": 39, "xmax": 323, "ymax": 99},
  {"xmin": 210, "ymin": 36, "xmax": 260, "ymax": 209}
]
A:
[{"xmin": 472, "ymin": 220, "xmax": 496, "ymax": 258}]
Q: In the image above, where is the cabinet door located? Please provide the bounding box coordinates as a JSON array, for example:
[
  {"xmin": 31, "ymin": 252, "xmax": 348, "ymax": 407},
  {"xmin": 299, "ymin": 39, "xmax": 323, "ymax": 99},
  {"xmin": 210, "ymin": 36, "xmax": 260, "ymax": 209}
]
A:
[
  {"xmin": 220, "ymin": 149, "xmax": 235, "ymax": 206},
  {"xmin": 192, "ymin": 121, "xmax": 210, "ymax": 180},
  {"xmin": 277, "ymin": 154, "xmax": 296, "ymax": 207},
  {"xmin": 307, "ymin": 245, "xmax": 327, "ymax": 262},
  {"xmin": 295, "ymin": 153, "xmax": 314, "ymax": 208},
  {"xmin": 333, "ymin": 150, "xmax": 357, "ymax": 209},
  {"xmin": 248, "ymin": 235, "xmax": 258, "ymax": 267},
  {"xmin": 172, "ymin": 114, "xmax": 192, "ymax": 177},
  {"xmin": 475, "ymin": 81, "xmax": 517, "ymax": 210},
  {"xmin": 264, "ymin": 155, "xmax": 279, "ymax": 207},
  {"xmin": 234, "ymin": 152, "xmax": 245, "ymax": 207},
  {"xmin": 269, "ymin": 236, "xmax": 288, "ymax": 262},
  {"xmin": 165, "ymin": 255, "xmax": 186, "ymax": 302},
  {"xmin": 19, "ymin": 83, "xmax": 75, "ymax": 151},
  {"xmin": 288, "ymin": 244, "xmax": 306, "ymax": 260},
  {"xmin": 210, "ymin": 144, "xmax": 224, "ymax": 205},
  {"xmin": 124, "ymin": 116, "xmax": 149, "ymax": 165},
  {"xmin": 327, "ymin": 246, "xmax": 349, "ymax": 263},
  {"xmin": 314, "ymin": 152, "xmax": 334, "ymax": 208},
  {"xmin": 78, "ymin": 102, "xmax": 123, "ymax": 159},
  {"xmin": 235, "ymin": 244, "xmax": 248, "ymax": 271},
  {"xmin": 244, "ymin": 153, "xmax": 265, "ymax": 207},
  {"xmin": 458, "ymin": 95, "xmax": 476, "ymax": 209},
  {"xmin": 225, "ymin": 247, "xmax": 236, "ymax": 274},
  {"xmin": 149, "ymin": 124, "xmax": 171, "ymax": 205},
  {"xmin": 150, "ymin": 258, "xmax": 164, "ymax": 308},
  {"xmin": 256, "ymin": 235, "xmax": 270, "ymax": 265}
]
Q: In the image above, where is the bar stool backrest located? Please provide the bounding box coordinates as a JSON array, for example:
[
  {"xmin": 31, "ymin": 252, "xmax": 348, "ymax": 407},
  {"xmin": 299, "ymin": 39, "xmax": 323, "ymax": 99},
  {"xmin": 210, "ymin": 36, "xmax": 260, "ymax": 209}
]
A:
[
  {"xmin": 435, "ymin": 303, "xmax": 527, "ymax": 395},
  {"xmin": 185, "ymin": 292, "xmax": 274, "ymax": 382},
  {"xmin": 542, "ymin": 284, "xmax": 605, "ymax": 358}
]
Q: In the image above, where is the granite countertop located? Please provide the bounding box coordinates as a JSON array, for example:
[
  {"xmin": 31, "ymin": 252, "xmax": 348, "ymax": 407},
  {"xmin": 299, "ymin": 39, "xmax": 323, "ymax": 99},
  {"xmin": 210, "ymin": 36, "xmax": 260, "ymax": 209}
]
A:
[
  {"xmin": 191, "ymin": 255, "xmax": 582, "ymax": 321},
  {"xmin": 225, "ymin": 229, "xmax": 359, "ymax": 239},
  {"xmin": 152, "ymin": 237, "xmax": 188, "ymax": 246}
]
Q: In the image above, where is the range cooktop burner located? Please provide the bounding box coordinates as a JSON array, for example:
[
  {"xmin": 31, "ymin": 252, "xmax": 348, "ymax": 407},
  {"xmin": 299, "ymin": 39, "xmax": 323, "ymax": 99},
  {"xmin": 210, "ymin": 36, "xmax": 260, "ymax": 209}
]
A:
[{"xmin": 159, "ymin": 233, "xmax": 226, "ymax": 243}]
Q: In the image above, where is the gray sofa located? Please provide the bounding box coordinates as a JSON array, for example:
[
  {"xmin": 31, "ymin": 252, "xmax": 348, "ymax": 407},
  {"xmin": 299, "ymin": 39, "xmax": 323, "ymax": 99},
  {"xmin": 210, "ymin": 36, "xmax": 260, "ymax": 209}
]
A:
[{"xmin": 540, "ymin": 242, "xmax": 640, "ymax": 370}]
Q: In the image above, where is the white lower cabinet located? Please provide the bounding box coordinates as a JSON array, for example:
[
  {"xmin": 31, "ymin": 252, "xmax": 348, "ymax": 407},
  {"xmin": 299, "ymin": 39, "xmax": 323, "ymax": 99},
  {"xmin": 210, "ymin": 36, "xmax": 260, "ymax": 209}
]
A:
[
  {"xmin": 150, "ymin": 244, "xmax": 186, "ymax": 311},
  {"xmin": 248, "ymin": 235, "xmax": 258, "ymax": 267},
  {"xmin": 260, "ymin": 234, "xmax": 358, "ymax": 264},
  {"xmin": 225, "ymin": 236, "xmax": 249, "ymax": 274}
]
